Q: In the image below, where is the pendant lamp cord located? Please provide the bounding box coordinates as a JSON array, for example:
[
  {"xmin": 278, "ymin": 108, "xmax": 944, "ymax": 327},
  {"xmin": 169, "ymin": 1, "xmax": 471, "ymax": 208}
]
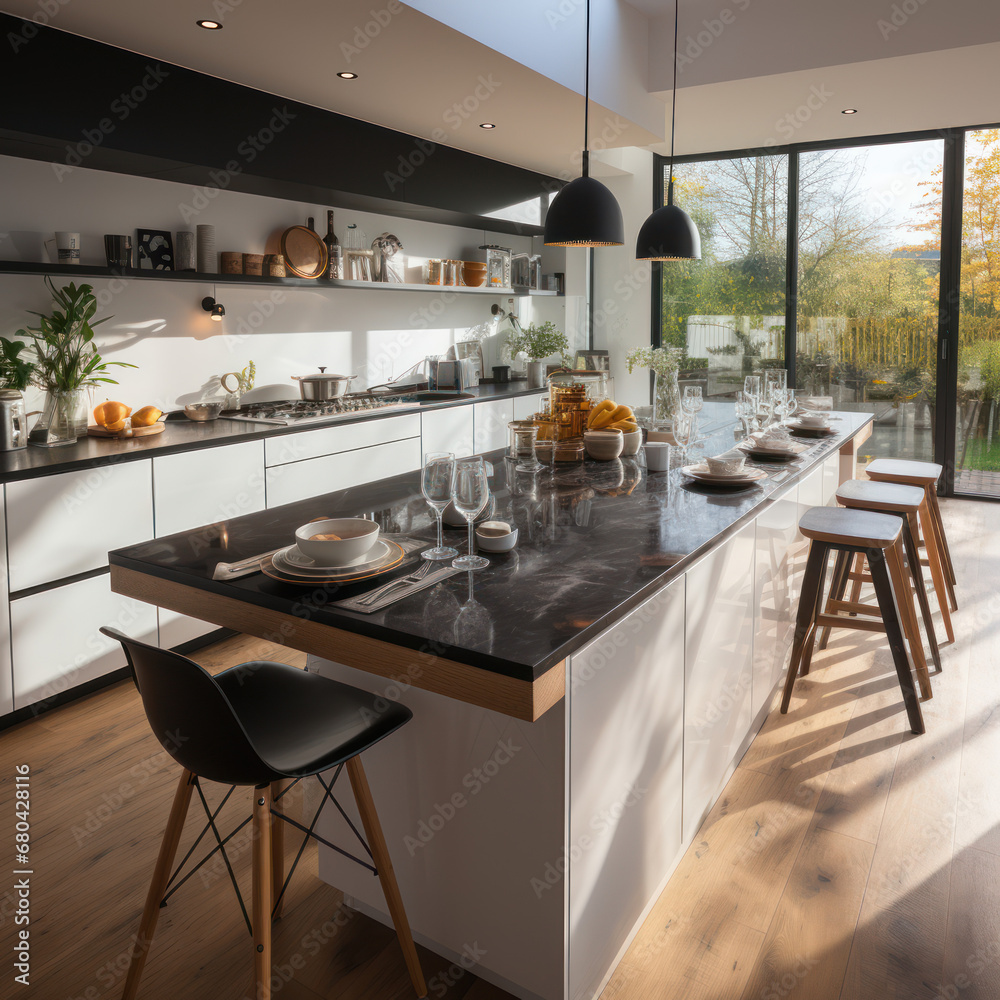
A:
[
  {"xmin": 583, "ymin": 0, "xmax": 591, "ymax": 178},
  {"xmin": 667, "ymin": 0, "xmax": 679, "ymax": 205}
]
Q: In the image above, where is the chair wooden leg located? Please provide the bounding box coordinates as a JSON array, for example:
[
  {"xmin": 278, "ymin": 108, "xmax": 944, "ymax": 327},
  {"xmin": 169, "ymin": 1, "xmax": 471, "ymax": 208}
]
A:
[
  {"xmin": 122, "ymin": 769, "xmax": 195, "ymax": 1000},
  {"xmin": 919, "ymin": 501, "xmax": 955, "ymax": 643},
  {"xmin": 799, "ymin": 550, "xmax": 830, "ymax": 677},
  {"xmin": 781, "ymin": 542, "xmax": 827, "ymax": 713},
  {"xmin": 347, "ymin": 756, "xmax": 427, "ymax": 998},
  {"xmin": 886, "ymin": 537, "xmax": 932, "ymax": 700},
  {"xmin": 868, "ymin": 547, "xmax": 924, "ymax": 735},
  {"xmin": 928, "ymin": 488, "xmax": 958, "ymax": 604},
  {"xmin": 252, "ymin": 785, "xmax": 273, "ymax": 1000},
  {"xmin": 270, "ymin": 780, "xmax": 285, "ymax": 921},
  {"xmin": 903, "ymin": 512, "xmax": 942, "ymax": 673},
  {"xmin": 848, "ymin": 551, "xmax": 865, "ymax": 605},
  {"xmin": 818, "ymin": 549, "xmax": 850, "ymax": 650}
]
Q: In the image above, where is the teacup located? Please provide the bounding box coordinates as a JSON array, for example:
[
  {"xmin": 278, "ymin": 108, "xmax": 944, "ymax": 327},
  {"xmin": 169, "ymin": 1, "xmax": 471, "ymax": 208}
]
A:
[{"xmin": 706, "ymin": 454, "xmax": 746, "ymax": 476}]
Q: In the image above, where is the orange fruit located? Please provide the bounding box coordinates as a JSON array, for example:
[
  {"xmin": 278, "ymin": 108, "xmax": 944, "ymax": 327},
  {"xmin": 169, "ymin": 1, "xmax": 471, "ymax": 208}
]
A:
[
  {"xmin": 93, "ymin": 400, "xmax": 131, "ymax": 426},
  {"xmin": 131, "ymin": 405, "xmax": 162, "ymax": 427},
  {"xmin": 103, "ymin": 418, "xmax": 127, "ymax": 433}
]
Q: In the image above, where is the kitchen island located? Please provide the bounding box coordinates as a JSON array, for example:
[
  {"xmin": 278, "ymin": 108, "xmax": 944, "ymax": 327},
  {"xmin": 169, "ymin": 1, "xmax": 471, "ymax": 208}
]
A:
[{"xmin": 110, "ymin": 409, "xmax": 873, "ymax": 1000}]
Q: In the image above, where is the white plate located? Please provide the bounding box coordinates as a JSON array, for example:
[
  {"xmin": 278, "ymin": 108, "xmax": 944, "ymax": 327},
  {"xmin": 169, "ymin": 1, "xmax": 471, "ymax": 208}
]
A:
[
  {"xmin": 682, "ymin": 464, "xmax": 769, "ymax": 484},
  {"xmin": 274, "ymin": 539, "xmax": 400, "ymax": 577},
  {"xmin": 742, "ymin": 439, "xmax": 807, "ymax": 456},
  {"xmin": 788, "ymin": 418, "xmax": 831, "ymax": 431}
]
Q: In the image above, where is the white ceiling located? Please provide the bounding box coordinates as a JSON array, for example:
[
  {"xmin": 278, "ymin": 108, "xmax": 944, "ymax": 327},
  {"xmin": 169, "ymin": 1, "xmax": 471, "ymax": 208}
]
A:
[{"xmin": 2, "ymin": 0, "xmax": 998, "ymax": 171}]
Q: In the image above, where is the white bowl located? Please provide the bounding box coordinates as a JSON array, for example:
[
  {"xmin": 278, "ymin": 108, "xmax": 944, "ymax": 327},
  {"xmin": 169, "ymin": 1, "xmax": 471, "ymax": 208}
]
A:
[
  {"xmin": 475, "ymin": 520, "xmax": 518, "ymax": 552},
  {"xmin": 294, "ymin": 517, "xmax": 380, "ymax": 566},
  {"xmin": 797, "ymin": 413, "xmax": 829, "ymax": 428},
  {"xmin": 621, "ymin": 428, "xmax": 642, "ymax": 456},
  {"xmin": 706, "ymin": 454, "xmax": 746, "ymax": 476},
  {"xmin": 584, "ymin": 429, "xmax": 624, "ymax": 461}
]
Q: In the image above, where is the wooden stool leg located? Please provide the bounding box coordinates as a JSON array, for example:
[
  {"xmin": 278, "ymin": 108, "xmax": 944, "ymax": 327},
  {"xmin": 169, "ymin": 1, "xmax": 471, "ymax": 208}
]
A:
[
  {"xmin": 928, "ymin": 488, "xmax": 958, "ymax": 604},
  {"xmin": 252, "ymin": 785, "xmax": 273, "ymax": 1000},
  {"xmin": 122, "ymin": 769, "xmax": 195, "ymax": 1000},
  {"xmin": 867, "ymin": 547, "xmax": 925, "ymax": 735},
  {"xmin": 799, "ymin": 549, "xmax": 830, "ymax": 677},
  {"xmin": 347, "ymin": 756, "xmax": 427, "ymax": 998},
  {"xmin": 818, "ymin": 549, "xmax": 851, "ymax": 650},
  {"xmin": 886, "ymin": 537, "xmax": 932, "ymax": 700},
  {"xmin": 270, "ymin": 780, "xmax": 285, "ymax": 921},
  {"xmin": 903, "ymin": 512, "xmax": 942, "ymax": 673},
  {"xmin": 781, "ymin": 542, "xmax": 828, "ymax": 713},
  {"xmin": 919, "ymin": 500, "xmax": 955, "ymax": 643},
  {"xmin": 848, "ymin": 551, "xmax": 865, "ymax": 605}
]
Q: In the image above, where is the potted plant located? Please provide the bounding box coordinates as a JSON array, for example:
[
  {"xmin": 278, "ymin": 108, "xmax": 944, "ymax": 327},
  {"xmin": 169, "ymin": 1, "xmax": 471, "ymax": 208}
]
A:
[
  {"xmin": 0, "ymin": 337, "xmax": 36, "ymax": 392},
  {"xmin": 626, "ymin": 345, "xmax": 683, "ymax": 427},
  {"xmin": 16, "ymin": 277, "xmax": 135, "ymax": 445},
  {"xmin": 503, "ymin": 321, "xmax": 570, "ymax": 389}
]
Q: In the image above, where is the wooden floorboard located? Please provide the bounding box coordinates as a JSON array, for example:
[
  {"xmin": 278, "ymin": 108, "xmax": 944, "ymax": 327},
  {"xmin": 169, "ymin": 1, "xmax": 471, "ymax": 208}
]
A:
[{"xmin": 1, "ymin": 498, "xmax": 996, "ymax": 1000}]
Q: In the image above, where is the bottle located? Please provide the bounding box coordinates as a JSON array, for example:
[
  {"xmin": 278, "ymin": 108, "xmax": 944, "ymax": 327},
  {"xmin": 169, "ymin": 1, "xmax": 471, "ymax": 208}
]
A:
[{"xmin": 323, "ymin": 210, "xmax": 342, "ymax": 280}]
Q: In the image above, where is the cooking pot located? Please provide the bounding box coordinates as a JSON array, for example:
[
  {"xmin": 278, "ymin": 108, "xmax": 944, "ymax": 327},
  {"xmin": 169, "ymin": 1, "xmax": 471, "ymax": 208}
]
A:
[{"xmin": 292, "ymin": 367, "xmax": 358, "ymax": 401}]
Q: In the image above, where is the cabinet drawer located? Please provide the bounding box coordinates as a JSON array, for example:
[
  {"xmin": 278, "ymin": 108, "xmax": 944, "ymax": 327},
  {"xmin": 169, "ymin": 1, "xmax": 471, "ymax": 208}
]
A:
[
  {"xmin": 421, "ymin": 406, "xmax": 474, "ymax": 459},
  {"xmin": 6, "ymin": 461, "xmax": 153, "ymax": 592},
  {"xmin": 513, "ymin": 393, "xmax": 546, "ymax": 421},
  {"xmin": 473, "ymin": 399, "xmax": 515, "ymax": 454},
  {"xmin": 154, "ymin": 441, "xmax": 265, "ymax": 537},
  {"xmin": 11, "ymin": 572, "xmax": 157, "ymax": 711},
  {"xmin": 266, "ymin": 437, "xmax": 421, "ymax": 508},
  {"xmin": 265, "ymin": 414, "xmax": 421, "ymax": 467}
]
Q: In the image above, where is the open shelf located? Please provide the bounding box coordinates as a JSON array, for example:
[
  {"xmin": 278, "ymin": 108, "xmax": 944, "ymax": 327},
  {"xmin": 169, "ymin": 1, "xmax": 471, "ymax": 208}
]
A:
[{"xmin": 0, "ymin": 260, "xmax": 563, "ymax": 296}]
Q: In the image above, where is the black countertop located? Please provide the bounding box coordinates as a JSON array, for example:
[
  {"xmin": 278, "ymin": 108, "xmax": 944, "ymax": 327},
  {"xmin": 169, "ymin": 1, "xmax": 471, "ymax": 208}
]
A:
[
  {"xmin": 110, "ymin": 408, "xmax": 871, "ymax": 683},
  {"xmin": 0, "ymin": 383, "xmax": 543, "ymax": 484}
]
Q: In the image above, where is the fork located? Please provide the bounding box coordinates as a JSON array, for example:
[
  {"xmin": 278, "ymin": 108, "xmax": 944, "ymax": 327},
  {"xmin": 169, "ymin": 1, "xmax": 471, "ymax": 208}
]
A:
[{"xmin": 358, "ymin": 559, "xmax": 436, "ymax": 606}]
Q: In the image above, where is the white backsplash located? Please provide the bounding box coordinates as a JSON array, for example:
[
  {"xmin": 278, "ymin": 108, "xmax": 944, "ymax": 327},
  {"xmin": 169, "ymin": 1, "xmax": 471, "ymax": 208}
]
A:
[{"xmin": 0, "ymin": 153, "xmax": 586, "ymax": 414}]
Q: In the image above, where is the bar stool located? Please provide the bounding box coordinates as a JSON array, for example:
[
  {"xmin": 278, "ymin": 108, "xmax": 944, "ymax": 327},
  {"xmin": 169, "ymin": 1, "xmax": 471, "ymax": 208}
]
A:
[
  {"xmin": 818, "ymin": 479, "xmax": 942, "ymax": 676},
  {"xmin": 865, "ymin": 458, "xmax": 958, "ymax": 624},
  {"xmin": 101, "ymin": 627, "xmax": 427, "ymax": 1000},
  {"xmin": 780, "ymin": 507, "xmax": 925, "ymax": 735}
]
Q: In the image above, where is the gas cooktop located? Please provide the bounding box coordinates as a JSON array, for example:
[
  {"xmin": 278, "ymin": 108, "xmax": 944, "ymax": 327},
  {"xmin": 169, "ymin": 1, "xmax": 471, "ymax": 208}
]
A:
[{"xmin": 225, "ymin": 393, "xmax": 415, "ymax": 427}]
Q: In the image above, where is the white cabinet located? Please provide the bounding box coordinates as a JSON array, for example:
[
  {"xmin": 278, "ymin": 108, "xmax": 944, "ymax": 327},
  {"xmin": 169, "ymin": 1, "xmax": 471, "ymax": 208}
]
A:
[
  {"xmin": 264, "ymin": 414, "xmax": 421, "ymax": 467},
  {"xmin": 420, "ymin": 406, "xmax": 474, "ymax": 459},
  {"xmin": 752, "ymin": 485, "xmax": 800, "ymax": 720},
  {"xmin": 0, "ymin": 491, "xmax": 10, "ymax": 717},
  {"xmin": 823, "ymin": 451, "xmax": 841, "ymax": 504},
  {"xmin": 513, "ymin": 393, "xmax": 546, "ymax": 421},
  {"xmin": 153, "ymin": 440, "xmax": 265, "ymax": 537},
  {"xmin": 5, "ymin": 461, "xmax": 153, "ymax": 592},
  {"xmin": 473, "ymin": 398, "xmax": 515, "ymax": 454},
  {"xmin": 152, "ymin": 441, "xmax": 265, "ymax": 648},
  {"xmin": 265, "ymin": 437, "xmax": 421, "ymax": 508},
  {"xmin": 683, "ymin": 520, "xmax": 755, "ymax": 841},
  {"xmin": 10, "ymin": 572, "xmax": 157, "ymax": 711},
  {"xmin": 568, "ymin": 575, "xmax": 685, "ymax": 1000}
]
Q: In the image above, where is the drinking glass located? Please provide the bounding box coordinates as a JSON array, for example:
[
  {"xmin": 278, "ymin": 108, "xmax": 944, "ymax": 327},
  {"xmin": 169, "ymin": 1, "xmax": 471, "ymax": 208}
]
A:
[
  {"xmin": 680, "ymin": 384, "xmax": 703, "ymax": 457},
  {"xmin": 743, "ymin": 375, "xmax": 761, "ymax": 431},
  {"xmin": 451, "ymin": 456, "xmax": 490, "ymax": 570},
  {"xmin": 735, "ymin": 390, "xmax": 755, "ymax": 438},
  {"xmin": 673, "ymin": 412, "xmax": 695, "ymax": 460},
  {"xmin": 421, "ymin": 452, "xmax": 459, "ymax": 561}
]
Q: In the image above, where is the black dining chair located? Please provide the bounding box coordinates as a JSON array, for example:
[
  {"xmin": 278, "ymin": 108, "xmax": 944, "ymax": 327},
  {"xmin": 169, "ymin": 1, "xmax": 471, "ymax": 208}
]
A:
[{"xmin": 100, "ymin": 626, "xmax": 426, "ymax": 1000}]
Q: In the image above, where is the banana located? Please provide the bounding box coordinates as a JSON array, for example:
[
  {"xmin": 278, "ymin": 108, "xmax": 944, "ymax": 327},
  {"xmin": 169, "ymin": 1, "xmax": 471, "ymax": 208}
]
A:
[
  {"xmin": 607, "ymin": 404, "xmax": 633, "ymax": 425},
  {"xmin": 587, "ymin": 399, "xmax": 615, "ymax": 428},
  {"xmin": 611, "ymin": 419, "xmax": 638, "ymax": 433},
  {"xmin": 589, "ymin": 409, "xmax": 617, "ymax": 430}
]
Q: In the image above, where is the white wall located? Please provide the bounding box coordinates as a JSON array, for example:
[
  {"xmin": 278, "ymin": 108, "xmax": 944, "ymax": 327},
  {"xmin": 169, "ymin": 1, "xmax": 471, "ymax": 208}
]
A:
[
  {"xmin": 589, "ymin": 146, "xmax": 655, "ymax": 409},
  {"xmin": 0, "ymin": 153, "xmax": 584, "ymax": 413}
]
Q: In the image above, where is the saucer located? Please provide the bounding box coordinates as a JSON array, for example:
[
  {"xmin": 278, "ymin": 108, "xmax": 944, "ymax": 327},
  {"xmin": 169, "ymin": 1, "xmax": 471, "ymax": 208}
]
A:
[
  {"xmin": 265, "ymin": 539, "xmax": 404, "ymax": 583},
  {"xmin": 681, "ymin": 464, "xmax": 769, "ymax": 485}
]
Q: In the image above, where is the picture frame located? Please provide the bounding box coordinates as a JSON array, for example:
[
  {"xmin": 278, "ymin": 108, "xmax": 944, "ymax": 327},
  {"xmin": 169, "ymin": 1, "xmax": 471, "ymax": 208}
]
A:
[
  {"xmin": 574, "ymin": 349, "xmax": 610, "ymax": 372},
  {"xmin": 136, "ymin": 228, "xmax": 173, "ymax": 270}
]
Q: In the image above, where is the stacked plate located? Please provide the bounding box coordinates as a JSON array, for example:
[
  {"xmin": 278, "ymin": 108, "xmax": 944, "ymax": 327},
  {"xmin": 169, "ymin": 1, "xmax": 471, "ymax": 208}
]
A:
[
  {"xmin": 788, "ymin": 417, "xmax": 836, "ymax": 437},
  {"xmin": 262, "ymin": 538, "xmax": 405, "ymax": 585},
  {"xmin": 739, "ymin": 438, "xmax": 808, "ymax": 462},
  {"xmin": 681, "ymin": 464, "xmax": 769, "ymax": 488}
]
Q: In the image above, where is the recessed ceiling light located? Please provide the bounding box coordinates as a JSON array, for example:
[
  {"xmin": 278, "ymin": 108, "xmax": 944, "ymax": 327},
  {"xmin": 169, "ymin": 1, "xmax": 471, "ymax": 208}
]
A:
[
  {"xmin": 841, "ymin": 108, "xmax": 858, "ymax": 115},
  {"xmin": 479, "ymin": 122, "xmax": 496, "ymax": 129},
  {"xmin": 337, "ymin": 72, "xmax": 358, "ymax": 80},
  {"xmin": 196, "ymin": 19, "xmax": 222, "ymax": 29}
]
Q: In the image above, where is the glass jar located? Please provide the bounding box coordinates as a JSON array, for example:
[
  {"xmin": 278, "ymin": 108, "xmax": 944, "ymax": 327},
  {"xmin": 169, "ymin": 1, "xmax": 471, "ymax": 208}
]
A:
[
  {"xmin": 511, "ymin": 252, "xmax": 530, "ymax": 288},
  {"xmin": 481, "ymin": 245, "xmax": 512, "ymax": 288},
  {"xmin": 426, "ymin": 258, "xmax": 444, "ymax": 285}
]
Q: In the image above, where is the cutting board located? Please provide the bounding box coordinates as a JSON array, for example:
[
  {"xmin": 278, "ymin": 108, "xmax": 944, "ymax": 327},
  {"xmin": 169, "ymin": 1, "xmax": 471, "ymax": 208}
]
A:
[{"xmin": 87, "ymin": 422, "xmax": 166, "ymax": 439}]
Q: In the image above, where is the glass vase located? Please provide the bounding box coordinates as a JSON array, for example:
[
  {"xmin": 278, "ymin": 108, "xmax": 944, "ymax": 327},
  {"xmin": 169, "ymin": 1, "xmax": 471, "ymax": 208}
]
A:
[
  {"xmin": 29, "ymin": 389, "xmax": 88, "ymax": 447},
  {"xmin": 652, "ymin": 370, "xmax": 680, "ymax": 429}
]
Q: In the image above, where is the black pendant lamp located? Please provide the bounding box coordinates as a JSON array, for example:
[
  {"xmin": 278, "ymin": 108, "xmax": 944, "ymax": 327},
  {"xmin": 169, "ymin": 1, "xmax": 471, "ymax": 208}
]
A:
[
  {"xmin": 544, "ymin": 0, "xmax": 624, "ymax": 247},
  {"xmin": 635, "ymin": 0, "xmax": 701, "ymax": 261}
]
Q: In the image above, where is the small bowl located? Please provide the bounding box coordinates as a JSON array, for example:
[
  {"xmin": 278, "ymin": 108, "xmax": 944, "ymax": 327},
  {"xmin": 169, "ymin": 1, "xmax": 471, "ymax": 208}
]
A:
[
  {"xmin": 706, "ymin": 454, "xmax": 746, "ymax": 476},
  {"xmin": 294, "ymin": 517, "xmax": 380, "ymax": 567},
  {"xmin": 620, "ymin": 428, "xmax": 642, "ymax": 456},
  {"xmin": 584, "ymin": 429, "xmax": 624, "ymax": 461},
  {"xmin": 463, "ymin": 261, "xmax": 487, "ymax": 287},
  {"xmin": 184, "ymin": 401, "xmax": 224, "ymax": 421},
  {"xmin": 475, "ymin": 520, "xmax": 518, "ymax": 552},
  {"xmin": 644, "ymin": 441, "xmax": 671, "ymax": 472},
  {"xmin": 797, "ymin": 412, "xmax": 829, "ymax": 428}
]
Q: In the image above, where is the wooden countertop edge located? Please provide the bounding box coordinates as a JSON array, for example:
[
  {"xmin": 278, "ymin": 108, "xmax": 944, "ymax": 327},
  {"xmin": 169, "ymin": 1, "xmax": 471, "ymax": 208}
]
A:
[{"xmin": 110, "ymin": 564, "xmax": 565, "ymax": 722}]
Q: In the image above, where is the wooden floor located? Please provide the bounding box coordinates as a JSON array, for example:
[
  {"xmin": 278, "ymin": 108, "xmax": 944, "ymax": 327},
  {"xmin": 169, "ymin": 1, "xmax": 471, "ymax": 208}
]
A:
[{"xmin": 0, "ymin": 497, "xmax": 995, "ymax": 1000}]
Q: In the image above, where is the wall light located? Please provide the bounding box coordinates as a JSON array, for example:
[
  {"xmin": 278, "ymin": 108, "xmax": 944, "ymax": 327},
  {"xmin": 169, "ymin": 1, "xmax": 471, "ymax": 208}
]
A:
[
  {"xmin": 196, "ymin": 19, "xmax": 222, "ymax": 30},
  {"xmin": 841, "ymin": 108, "xmax": 858, "ymax": 115},
  {"xmin": 337, "ymin": 72, "xmax": 358, "ymax": 80},
  {"xmin": 479, "ymin": 122, "xmax": 496, "ymax": 129},
  {"xmin": 202, "ymin": 296, "xmax": 226, "ymax": 321}
]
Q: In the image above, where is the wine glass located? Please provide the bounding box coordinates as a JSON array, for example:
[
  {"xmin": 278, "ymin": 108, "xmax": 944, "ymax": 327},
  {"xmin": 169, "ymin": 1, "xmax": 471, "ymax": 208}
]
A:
[
  {"xmin": 734, "ymin": 390, "xmax": 755, "ymax": 439},
  {"xmin": 673, "ymin": 412, "xmax": 695, "ymax": 461},
  {"xmin": 420, "ymin": 452, "xmax": 459, "ymax": 561},
  {"xmin": 743, "ymin": 375, "xmax": 761, "ymax": 431},
  {"xmin": 680, "ymin": 384, "xmax": 703, "ymax": 457},
  {"xmin": 451, "ymin": 456, "xmax": 490, "ymax": 571}
]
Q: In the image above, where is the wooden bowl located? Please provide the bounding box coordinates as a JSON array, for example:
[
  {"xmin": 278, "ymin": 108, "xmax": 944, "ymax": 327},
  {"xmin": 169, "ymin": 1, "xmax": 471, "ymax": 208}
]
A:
[{"xmin": 463, "ymin": 261, "xmax": 487, "ymax": 287}]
